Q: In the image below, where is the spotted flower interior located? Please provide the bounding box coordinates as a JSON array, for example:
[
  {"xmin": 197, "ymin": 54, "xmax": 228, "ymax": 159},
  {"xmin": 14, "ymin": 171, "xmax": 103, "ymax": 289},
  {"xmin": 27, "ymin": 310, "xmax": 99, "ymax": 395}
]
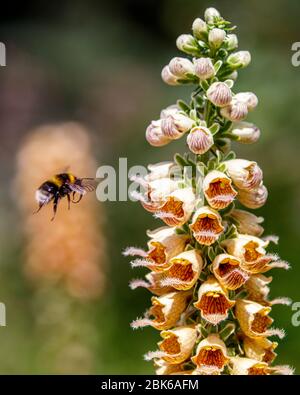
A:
[{"xmin": 126, "ymin": 6, "xmax": 293, "ymax": 375}]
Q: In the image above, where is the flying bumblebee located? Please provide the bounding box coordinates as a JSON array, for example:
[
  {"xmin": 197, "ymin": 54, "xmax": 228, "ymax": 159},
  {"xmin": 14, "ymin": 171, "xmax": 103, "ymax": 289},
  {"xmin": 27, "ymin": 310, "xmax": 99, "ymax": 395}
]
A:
[{"xmin": 35, "ymin": 172, "xmax": 97, "ymax": 220}]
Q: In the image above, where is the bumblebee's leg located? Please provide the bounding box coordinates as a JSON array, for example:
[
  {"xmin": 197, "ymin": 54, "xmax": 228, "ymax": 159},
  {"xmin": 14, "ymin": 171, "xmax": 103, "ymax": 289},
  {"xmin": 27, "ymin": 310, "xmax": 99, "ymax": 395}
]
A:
[
  {"xmin": 72, "ymin": 192, "xmax": 83, "ymax": 204},
  {"xmin": 51, "ymin": 195, "xmax": 60, "ymax": 221},
  {"xmin": 33, "ymin": 203, "xmax": 44, "ymax": 214},
  {"xmin": 67, "ymin": 193, "xmax": 71, "ymax": 210}
]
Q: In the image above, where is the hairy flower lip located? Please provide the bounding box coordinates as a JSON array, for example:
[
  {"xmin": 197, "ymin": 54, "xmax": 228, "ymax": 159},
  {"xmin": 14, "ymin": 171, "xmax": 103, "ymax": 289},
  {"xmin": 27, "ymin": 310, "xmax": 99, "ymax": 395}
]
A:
[
  {"xmin": 203, "ymin": 170, "xmax": 237, "ymax": 210},
  {"xmin": 159, "ymin": 249, "xmax": 203, "ymax": 291},
  {"xmin": 229, "ymin": 356, "xmax": 293, "ymax": 375},
  {"xmin": 191, "ymin": 334, "xmax": 230, "ymax": 372},
  {"xmin": 243, "ymin": 337, "xmax": 278, "ymax": 364},
  {"xmin": 131, "ymin": 291, "xmax": 192, "ymax": 331},
  {"xmin": 235, "ymin": 299, "xmax": 285, "ymax": 339},
  {"xmin": 190, "ymin": 206, "xmax": 224, "ymax": 246},
  {"xmin": 212, "ymin": 253, "xmax": 249, "ymax": 290},
  {"xmin": 194, "ymin": 276, "xmax": 235, "ymax": 325}
]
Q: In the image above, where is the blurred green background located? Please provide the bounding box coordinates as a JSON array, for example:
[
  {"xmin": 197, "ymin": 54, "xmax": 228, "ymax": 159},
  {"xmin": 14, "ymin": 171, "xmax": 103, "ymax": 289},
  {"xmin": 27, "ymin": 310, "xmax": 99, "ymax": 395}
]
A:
[{"xmin": 0, "ymin": 0, "xmax": 300, "ymax": 374}]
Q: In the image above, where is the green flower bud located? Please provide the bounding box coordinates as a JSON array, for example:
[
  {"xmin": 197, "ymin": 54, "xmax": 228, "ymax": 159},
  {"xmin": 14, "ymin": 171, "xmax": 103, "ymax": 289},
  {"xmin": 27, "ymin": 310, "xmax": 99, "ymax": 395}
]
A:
[
  {"xmin": 227, "ymin": 51, "xmax": 251, "ymax": 69},
  {"xmin": 208, "ymin": 28, "xmax": 226, "ymax": 49},
  {"xmin": 192, "ymin": 18, "xmax": 207, "ymax": 40},
  {"xmin": 225, "ymin": 34, "xmax": 238, "ymax": 51},
  {"xmin": 176, "ymin": 34, "xmax": 199, "ymax": 56},
  {"xmin": 204, "ymin": 7, "xmax": 220, "ymax": 23}
]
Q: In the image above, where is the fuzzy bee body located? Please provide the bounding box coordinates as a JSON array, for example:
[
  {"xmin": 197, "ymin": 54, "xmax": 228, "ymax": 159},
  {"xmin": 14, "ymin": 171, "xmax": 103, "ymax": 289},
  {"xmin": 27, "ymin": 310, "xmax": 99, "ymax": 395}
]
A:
[{"xmin": 35, "ymin": 172, "xmax": 96, "ymax": 220}]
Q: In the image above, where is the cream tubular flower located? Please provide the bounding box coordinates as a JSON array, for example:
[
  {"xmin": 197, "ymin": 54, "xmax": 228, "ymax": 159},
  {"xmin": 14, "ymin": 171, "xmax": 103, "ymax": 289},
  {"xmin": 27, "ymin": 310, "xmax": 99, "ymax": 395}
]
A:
[
  {"xmin": 203, "ymin": 170, "xmax": 237, "ymax": 210},
  {"xmin": 154, "ymin": 187, "xmax": 196, "ymax": 227},
  {"xmin": 161, "ymin": 65, "xmax": 179, "ymax": 86},
  {"xmin": 186, "ymin": 126, "xmax": 214, "ymax": 154},
  {"xmin": 133, "ymin": 178, "xmax": 179, "ymax": 213},
  {"xmin": 191, "ymin": 334, "xmax": 230, "ymax": 374},
  {"xmin": 238, "ymin": 184, "xmax": 268, "ymax": 209},
  {"xmin": 161, "ymin": 111, "xmax": 194, "ymax": 140},
  {"xmin": 125, "ymin": 226, "xmax": 188, "ymax": 272},
  {"xmin": 235, "ymin": 299, "xmax": 285, "ymax": 339},
  {"xmin": 231, "ymin": 121, "xmax": 260, "ymax": 144},
  {"xmin": 145, "ymin": 326, "xmax": 197, "ymax": 364},
  {"xmin": 131, "ymin": 291, "xmax": 192, "ymax": 331},
  {"xmin": 220, "ymin": 98, "xmax": 248, "ymax": 122},
  {"xmin": 225, "ymin": 159, "xmax": 263, "ymax": 191},
  {"xmin": 221, "ymin": 234, "xmax": 277, "ymax": 273},
  {"xmin": 224, "ymin": 235, "xmax": 288, "ymax": 273},
  {"xmin": 212, "ymin": 254, "xmax": 249, "ymax": 290},
  {"xmin": 194, "ymin": 58, "xmax": 215, "ymax": 81},
  {"xmin": 160, "ymin": 249, "xmax": 203, "ymax": 290},
  {"xmin": 146, "ymin": 120, "xmax": 171, "ymax": 146},
  {"xmin": 194, "ymin": 276, "xmax": 235, "ymax": 324},
  {"xmin": 190, "ymin": 206, "xmax": 224, "ymax": 246},
  {"xmin": 176, "ymin": 34, "xmax": 198, "ymax": 55},
  {"xmin": 230, "ymin": 209, "xmax": 264, "ymax": 236},
  {"xmin": 206, "ymin": 82, "xmax": 232, "ymax": 107},
  {"xmin": 168, "ymin": 57, "xmax": 195, "ymax": 79},
  {"xmin": 243, "ymin": 337, "xmax": 278, "ymax": 363},
  {"xmin": 146, "ymin": 226, "xmax": 188, "ymax": 270},
  {"xmin": 245, "ymin": 274, "xmax": 272, "ymax": 302},
  {"xmin": 230, "ymin": 356, "xmax": 293, "ymax": 375}
]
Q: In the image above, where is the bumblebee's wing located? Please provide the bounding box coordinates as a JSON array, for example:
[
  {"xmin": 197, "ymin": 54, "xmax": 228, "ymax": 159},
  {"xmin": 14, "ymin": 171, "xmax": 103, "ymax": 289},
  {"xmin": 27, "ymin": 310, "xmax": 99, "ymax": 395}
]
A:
[{"xmin": 67, "ymin": 178, "xmax": 98, "ymax": 195}]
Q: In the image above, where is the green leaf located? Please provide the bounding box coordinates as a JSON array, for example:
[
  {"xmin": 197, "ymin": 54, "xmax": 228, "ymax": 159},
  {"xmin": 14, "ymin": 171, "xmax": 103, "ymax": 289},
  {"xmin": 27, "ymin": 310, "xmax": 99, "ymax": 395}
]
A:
[
  {"xmin": 219, "ymin": 323, "xmax": 236, "ymax": 341},
  {"xmin": 177, "ymin": 99, "xmax": 190, "ymax": 113},
  {"xmin": 210, "ymin": 122, "xmax": 220, "ymax": 135},
  {"xmin": 189, "ymin": 109, "xmax": 198, "ymax": 121},
  {"xmin": 207, "ymin": 246, "xmax": 216, "ymax": 262},
  {"xmin": 213, "ymin": 60, "xmax": 223, "ymax": 73},
  {"xmin": 200, "ymin": 80, "xmax": 209, "ymax": 91},
  {"xmin": 174, "ymin": 153, "xmax": 188, "ymax": 167},
  {"xmin": 224, "ymin": 151, "xmax": 236, "ymax": 161},
  {"xmin": 224, "ymin": 79, "xmax": 234, "ymax": 88}
]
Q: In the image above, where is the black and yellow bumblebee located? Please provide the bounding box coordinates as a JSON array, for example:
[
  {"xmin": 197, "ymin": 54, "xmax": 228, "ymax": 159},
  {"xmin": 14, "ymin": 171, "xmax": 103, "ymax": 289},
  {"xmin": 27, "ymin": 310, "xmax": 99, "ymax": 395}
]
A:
[{"xmin": 35, "ymin": 173, "xmax": 97, "ymax": 220}]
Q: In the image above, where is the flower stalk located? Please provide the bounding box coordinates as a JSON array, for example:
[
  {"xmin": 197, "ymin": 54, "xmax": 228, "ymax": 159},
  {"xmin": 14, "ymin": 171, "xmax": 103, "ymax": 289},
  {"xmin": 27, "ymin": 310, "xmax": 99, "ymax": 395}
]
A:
[{"xmin": 126, "ymin": 7, "xmax": 293, "ymax": 375}]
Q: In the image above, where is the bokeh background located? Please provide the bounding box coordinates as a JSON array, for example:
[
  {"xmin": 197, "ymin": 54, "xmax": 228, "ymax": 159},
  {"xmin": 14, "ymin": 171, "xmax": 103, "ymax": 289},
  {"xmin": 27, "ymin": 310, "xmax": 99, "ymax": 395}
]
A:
[{"xmin": 0, "ymin": 0, "xmax": 300, "ymax": 374}]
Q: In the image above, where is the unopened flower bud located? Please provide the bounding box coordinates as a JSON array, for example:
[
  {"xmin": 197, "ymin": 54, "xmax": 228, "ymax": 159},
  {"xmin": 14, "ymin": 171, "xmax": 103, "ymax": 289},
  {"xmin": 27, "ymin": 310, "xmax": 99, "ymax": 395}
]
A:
[
  {"xmin": 227, "ymin": 51, "xmax": 251, "ymax": 69},
  {"xmin": 168, "ymin": 57, "xmax": 195, "ymax": 78},
  {"xmin": 194, "ymin": 58, "xmax": 215, "ymax": 80},
  {"xmin": 161, "ymin": 111, "xmax": 194, "ymax": 140},
  {"xmin": 208, "ymin": 28, "xmax": 226, "ymax": 49},
  {"xmin": 146, "ymin": 120, "xmax": 171, "ymax": 147},
  {"xmin": 204, "ymin": 7, "xmax": 220, "ymax": 23},
  {"xmin": 238, "ymin": 184, "xmax": 268, "ymax": 209},
  {"xmin": 161, "ymin": 65, "xmax": 179, "ymax": 86},
  {"xmin": 230, "ymin": 209, "xmax": 264, "ymax": 236},
  {"xmin": 225, "ymin": 34, "xmax": 238, "ymax": 50},
  {"xmin": 231, "ymin": 122, "xmax": 260, "ymax": 144},
  {"xmin": 225, "ymin": 159, "xmax": 263, "ymax": 190},
  {"xmin": 220, "ymin": 98, "xmax": 248, "ymax": 121},
  {"xmin": 176, "ymin": 34, "xmax": 199, "ymax": 56},
  {"xmin": 187, "ymin": 126, "xmax": 214, "ymax": 154},
  {"xmin": 192, "ymin": 18, "xmax": 207, "ymax": 40},
  {"xmin": 235, "ymin": 92, "xmax": 258, "ymax": 111},
  {"xmin": 207, "ymin": 82, "xmax": 232, "ymax": 107}
]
